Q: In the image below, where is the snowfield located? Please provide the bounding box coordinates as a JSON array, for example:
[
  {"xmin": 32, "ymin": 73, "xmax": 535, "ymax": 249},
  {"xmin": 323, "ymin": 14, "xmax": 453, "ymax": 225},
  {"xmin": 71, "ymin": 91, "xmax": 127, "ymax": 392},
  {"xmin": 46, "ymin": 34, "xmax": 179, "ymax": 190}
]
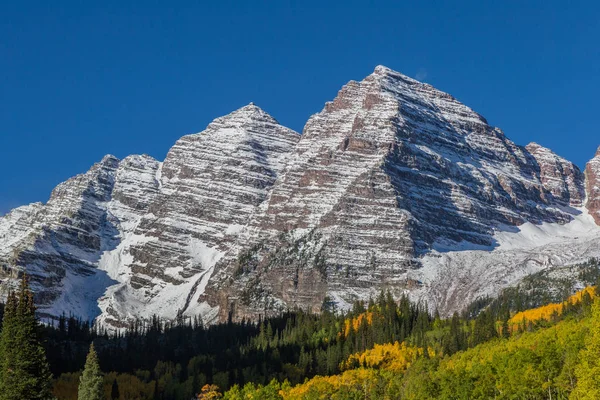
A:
[{"xmin": 414, "ymin": 207, "xmax": 600, "ymax": 315}]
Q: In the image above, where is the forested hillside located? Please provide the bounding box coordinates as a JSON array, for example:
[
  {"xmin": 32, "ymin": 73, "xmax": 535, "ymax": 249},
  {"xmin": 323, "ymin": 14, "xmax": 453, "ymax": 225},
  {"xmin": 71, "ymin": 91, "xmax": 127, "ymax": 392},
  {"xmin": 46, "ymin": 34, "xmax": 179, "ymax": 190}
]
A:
[
  {"xmin": 231, "ymin": 290, "xmax": 599, "ymax": 399},
  {"xmin": 0, "ymin": 258, "xmax": 599, "ymax": 399}
]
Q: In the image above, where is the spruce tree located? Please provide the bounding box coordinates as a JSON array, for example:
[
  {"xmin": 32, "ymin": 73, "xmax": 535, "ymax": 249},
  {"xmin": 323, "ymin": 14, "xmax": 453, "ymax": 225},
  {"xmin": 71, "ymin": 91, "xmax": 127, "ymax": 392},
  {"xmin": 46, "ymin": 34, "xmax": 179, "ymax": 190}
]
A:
[
  {"xmin": 0, "ymin": 275, "xmax": 53, "ymax": 400},
  {"xmin": 78, "ymin": 343, "xmax": 104, "ymax": 400},
  {"xmin": 0, "ymin": 291, "xmax": 18, "ymax": 397}
]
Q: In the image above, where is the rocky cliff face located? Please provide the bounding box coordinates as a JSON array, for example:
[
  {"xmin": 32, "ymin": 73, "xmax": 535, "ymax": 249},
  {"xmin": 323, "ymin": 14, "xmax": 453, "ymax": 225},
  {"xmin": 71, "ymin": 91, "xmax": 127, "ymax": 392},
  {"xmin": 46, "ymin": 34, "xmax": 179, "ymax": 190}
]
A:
[
  {"xmin": 586, "ymin": 147, "xmax": 600, "ymax": 224},
  {"xmin": 525, "ymin": 142, "xmax": 585, "ymax": 207},
  {"xmin": 0, "ymin": 66, "xmax": 598, "ymax": 327},
  {"xmin": 0, "ymin": 154, "xmax": 159, "ymax": 319}
]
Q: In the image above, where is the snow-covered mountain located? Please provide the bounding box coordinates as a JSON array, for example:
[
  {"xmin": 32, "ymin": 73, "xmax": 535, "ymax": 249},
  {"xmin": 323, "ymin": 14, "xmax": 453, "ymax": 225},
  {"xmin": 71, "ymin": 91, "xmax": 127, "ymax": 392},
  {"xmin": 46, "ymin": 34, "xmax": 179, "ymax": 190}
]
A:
[
  {"xmin": 0, "ymin": 66, "xmax": 598, "ymax": 327},
  {"xmin": 0, "ymin": 104, "xmax": 300, "ymax": 326}
]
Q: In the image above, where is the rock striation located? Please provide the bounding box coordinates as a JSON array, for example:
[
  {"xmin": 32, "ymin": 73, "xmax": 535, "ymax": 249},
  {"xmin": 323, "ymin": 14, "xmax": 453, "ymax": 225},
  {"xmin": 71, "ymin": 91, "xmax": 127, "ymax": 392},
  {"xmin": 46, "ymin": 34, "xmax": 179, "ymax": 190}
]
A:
[
  {"xmin": 0, "ymin": 154, "xmax": 158, "ymax": 319},
  {"xmin": 586, "ymin": 147, "xmax": 600, "ymax": 224},
  {"xmin": 525, "ymin": 142, "xmax": 585, "ymax": 207},
  {"xmin": 0, "ymin": 67, "xmax": 598, "ymax": 327},
  {"xmin": 97, "ymin": 104, "xmax": 300, "ymax": 326}
]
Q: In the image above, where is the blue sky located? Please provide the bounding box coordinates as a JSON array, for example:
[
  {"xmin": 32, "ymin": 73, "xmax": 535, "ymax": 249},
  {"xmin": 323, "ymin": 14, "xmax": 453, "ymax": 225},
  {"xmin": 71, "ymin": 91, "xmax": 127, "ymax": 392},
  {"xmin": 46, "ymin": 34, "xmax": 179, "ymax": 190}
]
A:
[{"xmin": 1, "ymin": 1, "xmax": 599, "ymax": 214}]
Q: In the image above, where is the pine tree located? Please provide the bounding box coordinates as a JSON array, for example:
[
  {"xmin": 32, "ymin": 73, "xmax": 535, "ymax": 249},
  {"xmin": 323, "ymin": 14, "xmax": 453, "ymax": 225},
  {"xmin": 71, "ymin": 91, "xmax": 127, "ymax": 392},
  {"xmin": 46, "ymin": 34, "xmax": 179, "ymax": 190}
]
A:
[
  {"xmin": 501, "ymin": 315, "xmax": 510, "ymax": 339},
  {"xmin": 444, "ymin": 312, "xmax": 463, "ymax": 355},
  {"xmin": 78, "ymin": 343, "xmax": 104, "ymax": 400},
  {"xmin": 0, "ymin": 292, "xmax": 18, "ymax": 397},
  {"xmin": 0, "ymin": 274, "xmax": 53, "ymax": 400}
]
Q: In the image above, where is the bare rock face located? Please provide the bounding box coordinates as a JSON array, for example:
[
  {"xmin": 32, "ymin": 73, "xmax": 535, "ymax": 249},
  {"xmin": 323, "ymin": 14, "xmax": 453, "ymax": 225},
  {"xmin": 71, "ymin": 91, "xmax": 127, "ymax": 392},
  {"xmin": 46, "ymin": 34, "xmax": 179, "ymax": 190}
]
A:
[
  {"xmin": 201, "ymin": 66, "xmax": 590, "ymax": 322},
  {"xmin": 525, "ymin": 142, "xmax": 585, "ymax": 207},
  {"xmin": 586, "ymin": 147, "xmax": 600, "ymax": 224}
]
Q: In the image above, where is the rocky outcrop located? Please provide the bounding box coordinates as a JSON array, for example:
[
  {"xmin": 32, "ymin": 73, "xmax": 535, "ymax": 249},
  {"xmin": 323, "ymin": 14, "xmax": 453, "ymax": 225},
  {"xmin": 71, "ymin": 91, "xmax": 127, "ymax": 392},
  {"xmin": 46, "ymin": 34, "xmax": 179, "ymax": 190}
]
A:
[
  {"xmin": 586, "ymin": 147, "xmax": 600, "ymax": 224},
  {"xmin": 525, "ymin": 142, "xmax": 585, "ymax": 207}
]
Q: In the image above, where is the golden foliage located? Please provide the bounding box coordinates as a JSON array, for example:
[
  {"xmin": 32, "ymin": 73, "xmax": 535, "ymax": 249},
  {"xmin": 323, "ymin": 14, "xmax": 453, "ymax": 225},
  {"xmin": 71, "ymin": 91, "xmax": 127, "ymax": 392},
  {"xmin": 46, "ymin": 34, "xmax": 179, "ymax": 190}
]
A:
[
  {"xmin": 341, "ymin": 341, "xmax": 429, "ymax": 373},
  {"xmin": 570, "ymin": 298, "xmax": 600, "ymax": 399},
  {"xmin": 198, "ymin": 384, "xmax": 223, "ymax": 399},
  {"xmin": 279, "ymin": 342, "xmax": 432, "ymax": 398},
  {"xmin": 280, "ymin": 368, "xmax": 380, "ymax": 400},
  {"xmin": 341, "ymin": 311, "xmax": 375, "ymax": 338},
  {"xmin": 509, "ymin": 287, "xmax": 595, "ymax": 330}
]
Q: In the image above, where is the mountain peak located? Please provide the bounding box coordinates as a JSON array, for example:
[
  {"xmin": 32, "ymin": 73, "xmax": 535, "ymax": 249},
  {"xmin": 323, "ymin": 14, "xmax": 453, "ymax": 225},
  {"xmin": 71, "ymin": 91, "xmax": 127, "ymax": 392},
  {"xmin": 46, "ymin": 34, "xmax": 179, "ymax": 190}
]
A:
[
  {"xmin": 1, "ymin": 67, "xmax": 597, "ymax": 331},
  {"xmin": 525, "ymin": 142, "xmax": 568, "ymax": 161},
  {"xmin": 373, "ymin": 64, "xmax": 392, "ymax": 75},
  {"xmin": 97, "ymin": 154, "xmax": 120, "ymax": 168},
  {"xmin": 214, "ymin": 103, "xmax": 279, "ymax": 125},
  {"xmin": 595, "ymin": 146, "xmax": 600, "ymax": 157},
  {"xmin": 241, "ymin": 101, "xmax": 259, "ymax": 110},
  {"xmin": 371, "ymin": 64, "xmax": 420, "ymax": 83}
]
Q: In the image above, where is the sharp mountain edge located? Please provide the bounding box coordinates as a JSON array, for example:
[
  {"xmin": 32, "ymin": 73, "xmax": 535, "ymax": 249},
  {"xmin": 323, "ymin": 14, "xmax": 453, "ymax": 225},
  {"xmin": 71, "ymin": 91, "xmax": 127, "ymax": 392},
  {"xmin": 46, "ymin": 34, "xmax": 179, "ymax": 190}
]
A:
[{"xmin": 0, "ymin": 66, "xmax": 599, "ymax": 329}]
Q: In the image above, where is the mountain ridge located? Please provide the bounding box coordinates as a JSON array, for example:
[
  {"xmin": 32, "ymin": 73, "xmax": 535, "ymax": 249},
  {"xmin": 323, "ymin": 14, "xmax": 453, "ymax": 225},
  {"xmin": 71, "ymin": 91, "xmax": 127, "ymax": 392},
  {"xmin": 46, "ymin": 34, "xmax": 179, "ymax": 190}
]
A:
[{"xmin": 0, "ymin": 66, "xmax": 598, "ymax": 328}]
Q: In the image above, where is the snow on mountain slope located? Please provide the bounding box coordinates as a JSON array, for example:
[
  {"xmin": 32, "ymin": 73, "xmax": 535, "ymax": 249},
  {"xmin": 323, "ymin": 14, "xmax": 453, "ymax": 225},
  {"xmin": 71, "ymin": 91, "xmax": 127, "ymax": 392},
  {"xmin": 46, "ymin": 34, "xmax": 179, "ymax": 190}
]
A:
[
  {"xmin": 0, "ymin": 154, "xmax": 139, "ymax": 319},
  {"xmin": 417, "ymin": 207, "xmax": 600, "ymax": 315}
]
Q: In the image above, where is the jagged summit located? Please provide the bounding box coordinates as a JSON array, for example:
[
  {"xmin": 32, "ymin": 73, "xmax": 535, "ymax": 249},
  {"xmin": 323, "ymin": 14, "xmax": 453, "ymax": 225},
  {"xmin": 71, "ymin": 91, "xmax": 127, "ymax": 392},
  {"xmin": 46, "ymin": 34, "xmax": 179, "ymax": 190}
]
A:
[
  {"xmin": 525, "ymin": 142, "xmax": 571, "ymax": 160},
  {"xmin": 237, "ymin": 101, "xmax": 265, "ymax": 114},
  {"xmin": 204, "ymin": 103, "xmax": 288, "ymax": 134},
  {"xmin": 372, "ymin": 64, "xmax": 420, "ymax": 83},
  {"xmin": 373, "ymin": 64, "xmax": 392, "ymax": 74},
  {"xmin": 367, "ymin": 64, "xmax": 489, "ymax": 128},
  {"xmin": 98, "ymin": 154, "xmax": 120, "ymax": 165}
]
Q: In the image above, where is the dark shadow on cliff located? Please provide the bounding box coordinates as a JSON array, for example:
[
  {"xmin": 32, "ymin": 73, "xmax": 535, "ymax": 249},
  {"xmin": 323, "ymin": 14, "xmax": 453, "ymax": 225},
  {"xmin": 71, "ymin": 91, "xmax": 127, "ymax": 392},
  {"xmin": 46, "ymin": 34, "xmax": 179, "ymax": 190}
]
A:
[
  {"xmin": 19, "ymin": 178, "xmax": 121, "ymax": 324},
  {"xmin": 381, "ymin": 94, "xmax": 578, "ymax": 255}
]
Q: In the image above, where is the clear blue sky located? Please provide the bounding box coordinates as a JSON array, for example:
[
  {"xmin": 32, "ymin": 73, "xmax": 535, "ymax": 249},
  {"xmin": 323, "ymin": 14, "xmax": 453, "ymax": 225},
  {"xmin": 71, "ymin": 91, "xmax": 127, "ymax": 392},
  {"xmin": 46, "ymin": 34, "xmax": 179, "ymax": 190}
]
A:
[{"xmin": 1, "ymin": 1, "xmax": 599, "ymax": 214}]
